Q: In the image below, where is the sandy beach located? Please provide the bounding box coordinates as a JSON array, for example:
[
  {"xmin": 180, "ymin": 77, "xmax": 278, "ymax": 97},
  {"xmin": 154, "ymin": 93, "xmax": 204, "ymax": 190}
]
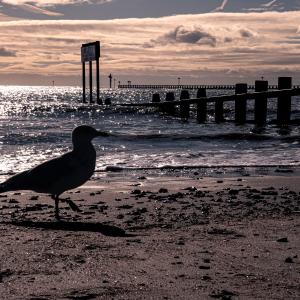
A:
[{"xmin": 0, "ymin": 168, "xmax": 299, "ymax": 299}]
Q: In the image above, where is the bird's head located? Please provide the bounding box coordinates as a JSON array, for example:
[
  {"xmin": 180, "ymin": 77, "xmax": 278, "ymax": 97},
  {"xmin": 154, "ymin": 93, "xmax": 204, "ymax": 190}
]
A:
[{"xmin": 72, "ymin": 125, "xmax": 109, "ymax": 146}]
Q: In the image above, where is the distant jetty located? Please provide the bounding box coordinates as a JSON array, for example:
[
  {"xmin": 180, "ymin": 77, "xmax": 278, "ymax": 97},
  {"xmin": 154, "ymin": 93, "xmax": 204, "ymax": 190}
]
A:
[{"xmin": 118, "ymin": 84, "xmax": 300, "ymax": 90}]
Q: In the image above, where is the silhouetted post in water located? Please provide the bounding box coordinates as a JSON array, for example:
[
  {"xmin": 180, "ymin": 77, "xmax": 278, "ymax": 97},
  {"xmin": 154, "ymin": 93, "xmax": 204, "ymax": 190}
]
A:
[
  {"xmin": 109, "ymin": 74, "xmax": 112, "ymax": 89},
  {"xmin": 277, "ymin": 77, "xmax": 292, "ymax": 125},
  {"xmin": 164, "ymin": 91, "xmax": 175, "ymax": 115},
  {"xmin": 180, "ymin": 90, "xmax": 190, "ymax": 119},
  {"xmin": 235, "ymin": 83, "xmax": 248, "ymax": 124},
  {"xmin": 215, "ymin": 94, "xmax": 224, "ymax": 123},
  {"xmin": 196, "ymin": 88, "xmax": 207, "ymax": 123},
  {"xmin": 166, "ymin": 92, "xmax": 175, "ymax": 101},
  {"xmin": 96, "ymin": 58, "xmax": 100, "ymax": 104},
  {"xmin": 152, "ymin": 93, "xmax": 161, "ymax": 103},
  {"xmin": 105, "ymin": 98, "xmax": 111, "ymax": 105},
  {"xmin": 255, "ymin": 80, "xmax": 268, "ymax": 125},
  {"xmin": 82, "ymin": 62, "xmax": 86, "ymax": 103},
  {"xmin": 89, "ymin": 61, "xmax": 93, "ymax": 103}
]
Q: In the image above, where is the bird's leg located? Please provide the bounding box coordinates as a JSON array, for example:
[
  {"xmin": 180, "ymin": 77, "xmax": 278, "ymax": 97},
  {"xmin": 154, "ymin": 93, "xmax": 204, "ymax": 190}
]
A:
[{"xmin": 51, "ymin": 195, "xmax": 61, "ymax": 221}]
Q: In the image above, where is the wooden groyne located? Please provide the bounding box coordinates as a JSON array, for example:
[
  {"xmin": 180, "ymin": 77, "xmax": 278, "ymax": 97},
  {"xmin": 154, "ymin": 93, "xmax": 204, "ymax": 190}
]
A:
[
  {"xmin": 118, "ymin": 84, "xmax": 300, "ymax": 90},
  {"xmin": 119, "ymin": 77, "xmax": 300, "ymax": 126}
]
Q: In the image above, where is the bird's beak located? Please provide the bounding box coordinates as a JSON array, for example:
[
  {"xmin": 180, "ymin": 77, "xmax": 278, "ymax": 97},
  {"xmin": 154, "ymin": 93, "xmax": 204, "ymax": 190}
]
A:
[{"xmin": 96, "ymin": 131, "xmax": 110, "ymax": 137}]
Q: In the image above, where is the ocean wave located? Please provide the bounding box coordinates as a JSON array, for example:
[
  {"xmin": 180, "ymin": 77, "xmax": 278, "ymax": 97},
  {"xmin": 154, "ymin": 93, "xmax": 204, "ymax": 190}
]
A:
[
  {"xmin": 0, "ymin": 132, "xmax": 68, "ymax": 145},
  {"xmin": 103, "ymin": 164, "xmax": 300, "ymax": 172},
  {"xmin": 111, "ymin": 132, "xmax": 300, "ymax": 142},
  {"xmin": 1, "ymin": 164, "xmax": 299, "ymax": 177},
  {"xmin": 1, "ymin": 131, "xmax": 299, "ymax": 146}
]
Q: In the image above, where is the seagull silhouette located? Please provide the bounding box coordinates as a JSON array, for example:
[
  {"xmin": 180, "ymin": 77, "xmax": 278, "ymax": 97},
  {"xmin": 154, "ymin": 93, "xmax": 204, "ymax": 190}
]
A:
[{"xmin": 0, "ymin": 125, "xmax": 109, "ymax": 220}]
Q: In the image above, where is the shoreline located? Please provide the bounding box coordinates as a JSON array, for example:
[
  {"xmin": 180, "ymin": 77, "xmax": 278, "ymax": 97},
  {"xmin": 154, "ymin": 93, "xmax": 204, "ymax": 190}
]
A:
[
  {"xmin": 1, "ymin": 164, "xmax": 300, "ymax": 182},
  {"xmin": 0, "ymin": 172, "xmax": 299, "ymax": 299}
]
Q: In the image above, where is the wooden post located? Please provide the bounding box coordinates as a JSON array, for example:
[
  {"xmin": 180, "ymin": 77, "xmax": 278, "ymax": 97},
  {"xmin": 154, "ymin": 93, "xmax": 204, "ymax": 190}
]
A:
[
  {"xmin": 235, "ymin": 83, "xmax": 248, "ymax": 124},
  {"xmin": 96, "ymin": 58, "xmax": 101, "ymax": 104},
  {"xmin": 105, "ymin": 98, "xmax": 111, "ymax": 105},
  {"xmin": 166, "ymin": 92, "xmax": 175, "ymax": 102},
  {"xmin": 196, "ymin": 88, "xmax": 207, "ymax": 123},
  {"xmin": 215, "ymin": 93, "xmax": 224, "ymax": 123},
  {"xmin": 255, "ymin": 80, "xmax": 268, "ymax": 125},
  {"xmin": 215, "ymin": 103, "xmax": 224, "ymax": 122},
  {"xmin": 82, "ymin": 62, "xmax": 86, "ymax": 103},
  {"xmin": 109, "ymin": 74, "xmax": 112, "ymax": 89},
  {"xmin": 152, "ymin": 93, "xmax": 161, "ymax": 103},
  {"xmin": 163, "ymin": 92, "xmax": 175, "ymax": 115},
  {"xmin": 277, "ymin": 77, "xmax": 292, "ymax": 125},
  {"xmin": 180, "ymin": 90, "xmax": 190, "ymax": 119},
  {"xmin": 89, "ymin": 61, "xmax": 93, "ymax": 103}
]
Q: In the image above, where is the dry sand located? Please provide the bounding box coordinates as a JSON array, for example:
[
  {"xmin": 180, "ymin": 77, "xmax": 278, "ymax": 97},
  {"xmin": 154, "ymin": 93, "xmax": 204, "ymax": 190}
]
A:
[{"xmin": 0, "ymin": 170, "xmax": 299, "ymax": 299}]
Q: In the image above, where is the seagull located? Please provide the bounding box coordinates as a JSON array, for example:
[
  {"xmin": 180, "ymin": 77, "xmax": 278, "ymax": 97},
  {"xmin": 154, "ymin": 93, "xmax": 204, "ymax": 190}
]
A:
[{"xmin": 0, "ymin": 125, "xmax": 109, "ymax": 220}]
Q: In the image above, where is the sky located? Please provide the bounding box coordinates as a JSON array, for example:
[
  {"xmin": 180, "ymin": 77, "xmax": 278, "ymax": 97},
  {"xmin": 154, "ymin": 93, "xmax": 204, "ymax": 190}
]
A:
[{"xmin": 0, "ymin": 0, "xmax": 300, "ymax": 86}]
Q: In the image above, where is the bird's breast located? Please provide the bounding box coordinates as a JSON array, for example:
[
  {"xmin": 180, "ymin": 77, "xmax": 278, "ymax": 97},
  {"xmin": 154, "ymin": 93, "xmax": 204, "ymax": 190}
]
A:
[{"xmin": 50, "ymin": 149, "xmax": 97, "ymax": 194}]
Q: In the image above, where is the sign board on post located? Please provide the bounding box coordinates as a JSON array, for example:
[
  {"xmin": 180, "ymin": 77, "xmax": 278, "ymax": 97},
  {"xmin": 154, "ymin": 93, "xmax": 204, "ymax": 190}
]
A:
[
  {"xmin": 81, "ymin": 41, "xmax": 101, "ymax": 104},
  {"xmin": 81, "ymin": 41, "xmax": 100, "ymax": 62}
]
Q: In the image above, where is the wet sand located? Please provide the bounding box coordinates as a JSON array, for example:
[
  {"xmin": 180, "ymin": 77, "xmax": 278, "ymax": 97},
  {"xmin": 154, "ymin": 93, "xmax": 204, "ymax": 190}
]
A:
[{"xmin": 0, "ymin": 171, "xmax": 299, "ymax": 299}]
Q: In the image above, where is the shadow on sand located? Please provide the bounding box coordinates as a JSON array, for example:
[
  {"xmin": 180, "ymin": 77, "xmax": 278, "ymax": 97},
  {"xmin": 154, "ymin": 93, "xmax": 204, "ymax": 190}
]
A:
[{"xmin": 3, "ymin": 220, "xmax": 131, "ymax": 237}]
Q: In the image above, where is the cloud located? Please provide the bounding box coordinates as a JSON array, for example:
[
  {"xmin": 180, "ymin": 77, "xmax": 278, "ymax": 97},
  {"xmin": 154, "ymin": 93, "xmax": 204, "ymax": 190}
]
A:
[
  {"xmin": 19, "ymin": 4, "xmax": 63, "ymax": 16},
  {"xmin": 0, "ymin": 47, "xmax": 16, "ymax": 56},
  {"xmin": 239, "ymin": 28, "xmax": 255, "ymax": 38},
  {"xmin": 1, "ymin": 0, "xmax": 112, "ymax": 6},
  {"xmin": 244, "ymin": 0, "xmax": 296, "ymax": 12},
  {"xmin": 145, "ymin": 25, "xmax": 257, "ymax": 48},
  {"xmin": 0, "ymin": 11, "xmax": 300, "ymax": 84},
  {"xmin": 262, "ymin": 0, "xmax": 278, "ymax": 8},
  {"xmin": 213, "ymin": 0, "xmax": 229, "ymax": 12},
  {"xmin": 0, "ymin": 0, "xmax": 113, "ymax": 17},
  {"xmin": 147, "ymin": 25, "xmax": 217, "ymax": 47}
]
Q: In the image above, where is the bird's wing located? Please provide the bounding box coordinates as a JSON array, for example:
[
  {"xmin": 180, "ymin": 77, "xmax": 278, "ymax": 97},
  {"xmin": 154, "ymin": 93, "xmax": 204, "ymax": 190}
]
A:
[{"xmin": 4, "ymin": 151, "xmax": 78, "ymax": 192}]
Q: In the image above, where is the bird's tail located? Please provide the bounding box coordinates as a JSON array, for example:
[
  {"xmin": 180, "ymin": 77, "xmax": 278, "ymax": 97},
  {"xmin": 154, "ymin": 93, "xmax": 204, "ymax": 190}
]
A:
[{"xmin": 0, "ymin": 183, "xmax": 9, "ymax": 194}]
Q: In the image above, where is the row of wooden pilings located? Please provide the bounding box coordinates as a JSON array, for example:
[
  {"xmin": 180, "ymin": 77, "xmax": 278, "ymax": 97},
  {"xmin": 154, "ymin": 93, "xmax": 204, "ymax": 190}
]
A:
[{"xmin": 150, "ymin": 77, "xmax": 295, "ymax": 125}]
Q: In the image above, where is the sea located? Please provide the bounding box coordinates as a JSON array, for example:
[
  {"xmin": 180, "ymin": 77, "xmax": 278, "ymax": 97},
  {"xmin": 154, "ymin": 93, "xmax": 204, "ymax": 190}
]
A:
[{"xmin": 0, "ymin": 86, "xmax": 299, "ymax": 181}]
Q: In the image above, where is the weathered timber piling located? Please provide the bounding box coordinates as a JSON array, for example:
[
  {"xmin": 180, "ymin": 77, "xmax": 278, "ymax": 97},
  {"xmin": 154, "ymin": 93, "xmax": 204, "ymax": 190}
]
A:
[
  {"xmin": 96, "ymin": 59, "xmax": 100, "ymax": 103},
  {"xmin": 215, "ymin": 98, "xmax": 224, "ymax": 123},
  {"xmin": 180, "ymin": 90, "xmax": 190, "ymax": 119},
  {"xmin": 166, "ymin": 92, "xmax": 175, "ymax": 101},
  {"xmin": 164, "ymin": 92, "xmax": 176, "ymax": 115},
  {"xmin": 82, "ymin": 62, "xmax": 86, "ymax": 103},
  {"xmin": 97, "ymin": 97, "xmax": 103, "ymax": 105},
  {"xmin": 235, "ymin": 83, "xmax": 248, "ymax": 124},
  {"xmin": 104, "ymin": 97, "xmax": 111, "ymax": 105},
  {"xmin": 277, "ymin": 77, "xmax": 292, "ymax": 125},
  {"xmin": 152, "ymin": 93, "xmax": 161, "ymax": 103},
  {"xmin": 196, "ymin": 88, "xmax": 207, "ymax": 123},
  {"xmin": 255, "ymin": 80, "xmax": 268, "ymax": 125},
  {"xmin": 89, "ymin": 61, "xmax": 93, "ymax": 103},
  {"xmin": 120, "ymin": 76, "xmax": 299, "ymax": 126}
]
